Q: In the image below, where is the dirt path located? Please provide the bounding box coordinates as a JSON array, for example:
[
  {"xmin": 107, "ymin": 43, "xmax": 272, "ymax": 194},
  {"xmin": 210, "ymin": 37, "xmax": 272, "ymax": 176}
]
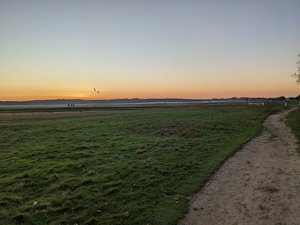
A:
[{"xmin": 179, "ymin": 109, "xmax": 300, "ymax": 225}]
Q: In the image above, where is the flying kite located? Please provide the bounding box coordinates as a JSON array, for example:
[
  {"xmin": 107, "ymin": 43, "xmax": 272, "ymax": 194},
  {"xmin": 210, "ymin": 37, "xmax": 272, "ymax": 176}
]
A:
[{"xmin": 93, "ymin": 88, "xmax": 100, "ymax": 94}]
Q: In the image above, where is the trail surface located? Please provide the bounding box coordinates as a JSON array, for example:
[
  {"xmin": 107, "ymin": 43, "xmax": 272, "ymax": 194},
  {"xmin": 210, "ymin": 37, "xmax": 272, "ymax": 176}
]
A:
[{"xmin": 179, "ymin": 109, "xmax": 300, "ymax": 225}]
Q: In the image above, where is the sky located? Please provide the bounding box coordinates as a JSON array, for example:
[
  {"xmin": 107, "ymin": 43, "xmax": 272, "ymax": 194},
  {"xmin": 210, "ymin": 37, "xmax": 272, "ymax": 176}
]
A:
[{"xmin": 0, "ymin": 0, "xmax": 300, "ymax": 100}]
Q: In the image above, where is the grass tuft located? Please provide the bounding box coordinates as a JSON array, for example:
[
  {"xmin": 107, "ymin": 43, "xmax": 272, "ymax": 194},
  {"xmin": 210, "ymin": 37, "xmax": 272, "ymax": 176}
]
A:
[
  {"xmin": 11, "ymin": 213, "xmax": 30, "ymax": 223},
  {"xmin": 48, "ymin": 174, "xmax": 59, "ymax": 183},
  {"xmin": 285, "ymin": 108, "xmax": 300, "ymax": 152}
]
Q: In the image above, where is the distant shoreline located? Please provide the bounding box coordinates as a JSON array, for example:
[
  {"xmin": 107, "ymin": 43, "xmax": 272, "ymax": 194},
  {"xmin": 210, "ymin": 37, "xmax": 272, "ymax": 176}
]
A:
[{"xmin": 0, "ymin": 97, "xmax": 278, "ymax": 107}]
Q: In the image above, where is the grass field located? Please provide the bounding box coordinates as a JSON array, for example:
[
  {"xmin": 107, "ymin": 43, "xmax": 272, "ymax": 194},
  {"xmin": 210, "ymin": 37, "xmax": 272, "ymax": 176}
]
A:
[
  {"xmin": 0, "ymin": 104, "xmax": 283, "ymax": 225},
  {"xmin": 286, "ymin": 107, "xmax": 300, "ymax": 152}
]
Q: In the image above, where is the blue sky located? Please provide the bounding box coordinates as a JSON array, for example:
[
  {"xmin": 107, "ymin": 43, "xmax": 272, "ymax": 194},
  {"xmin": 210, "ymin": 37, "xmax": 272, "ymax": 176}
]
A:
[{"xmin": 1, "ymin": 0, "xmax": 300, "ymax": 100}]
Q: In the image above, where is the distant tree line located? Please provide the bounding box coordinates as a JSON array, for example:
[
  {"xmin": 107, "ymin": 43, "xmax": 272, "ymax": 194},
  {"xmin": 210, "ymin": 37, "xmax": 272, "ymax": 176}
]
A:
[
  {"xmin": 274, "ymin": 95, "xmax": 300, "ymax": 101},
  {"xmin": 289, "ymin": 95, "xmax": 300, "ymax": 100}
]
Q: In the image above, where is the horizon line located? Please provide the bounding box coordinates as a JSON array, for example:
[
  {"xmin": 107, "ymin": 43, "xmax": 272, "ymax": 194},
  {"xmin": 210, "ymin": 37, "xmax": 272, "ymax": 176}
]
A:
[{"xmin": 0, "ymin": 95, "xmax": 296, "ymax": 102}]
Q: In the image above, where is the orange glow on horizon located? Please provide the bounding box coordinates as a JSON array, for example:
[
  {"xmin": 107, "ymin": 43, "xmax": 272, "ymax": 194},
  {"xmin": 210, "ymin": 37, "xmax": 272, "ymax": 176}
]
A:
[
  {"xmin": 1, "ymin": 85, "xmax": 299, "ymax": 101},
  {"xmin": 1, "ymin": 71, "xmax": 299, "ymax": 101}
]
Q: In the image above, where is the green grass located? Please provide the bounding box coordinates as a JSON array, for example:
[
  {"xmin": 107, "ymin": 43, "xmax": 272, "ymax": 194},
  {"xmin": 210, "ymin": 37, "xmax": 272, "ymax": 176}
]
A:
[
  {"xmin": 0, "ymin": 104, "xmax": 282, "ymax": 225},
  {"xmin": 285, "ymin": 107, "xmax": 300, "ymax": 152}
]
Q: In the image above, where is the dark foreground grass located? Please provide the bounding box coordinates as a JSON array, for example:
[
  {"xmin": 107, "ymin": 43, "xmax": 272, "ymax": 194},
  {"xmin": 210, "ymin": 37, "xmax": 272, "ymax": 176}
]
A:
[
  {"xmin": 285, "ymin": 107, "xmax": 300, "ymax": 151},
  {"xmin": 0, "ymin": 105, "xmax": 282, "ymax": 225}
]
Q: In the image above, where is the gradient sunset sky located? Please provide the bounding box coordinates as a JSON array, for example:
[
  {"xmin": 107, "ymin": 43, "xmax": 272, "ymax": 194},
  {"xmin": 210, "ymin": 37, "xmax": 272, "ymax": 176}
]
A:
[{"xmin": 1, "ymin": 0, "xmax": 300, "ymax": 100}]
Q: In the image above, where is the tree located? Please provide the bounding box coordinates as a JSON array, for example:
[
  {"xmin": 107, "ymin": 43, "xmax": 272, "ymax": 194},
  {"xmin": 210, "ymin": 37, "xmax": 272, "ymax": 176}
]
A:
[
  {"xmin": 292, "ymin": 54, "xmax": 300, "ymax": 106},
  {"xmin": 277, "ymin": 96, "xmax": 286, "ymax": 101},
  {"xmin": 292, "ymin": 54, "xmax": 300, "ymax": 84}
]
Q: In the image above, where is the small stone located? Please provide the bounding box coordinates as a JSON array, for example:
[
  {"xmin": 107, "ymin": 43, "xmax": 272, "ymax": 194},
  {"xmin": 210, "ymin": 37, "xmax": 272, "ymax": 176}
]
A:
[{"xmin": 259, "ymin": 204, "xmax": 266, "ymax": 210}]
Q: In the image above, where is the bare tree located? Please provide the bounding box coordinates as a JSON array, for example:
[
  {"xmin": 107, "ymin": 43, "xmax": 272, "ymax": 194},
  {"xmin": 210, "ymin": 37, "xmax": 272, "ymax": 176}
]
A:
[
  {"xmin": 292, "ymin": 54, "xmax": 300, "ymax": 84},
  {"xmin": 292, "ymin": 54, "xmax": 300, "ymax": 106}
]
